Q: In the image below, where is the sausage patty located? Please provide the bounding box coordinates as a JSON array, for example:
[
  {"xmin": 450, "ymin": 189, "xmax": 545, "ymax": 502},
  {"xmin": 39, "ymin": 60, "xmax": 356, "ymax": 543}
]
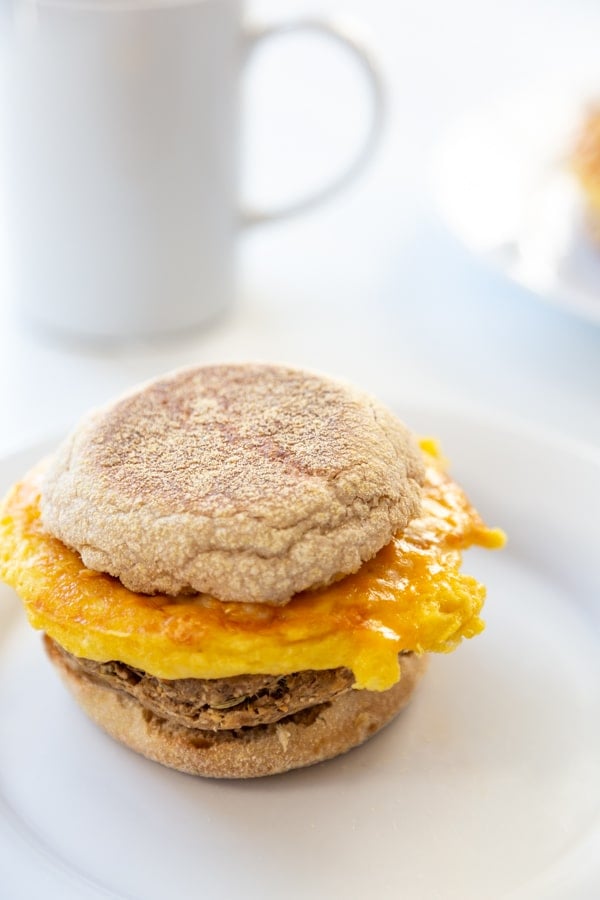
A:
[{"xmin": 45, "ymin": 636, "xmax": 357, "ymax": 731}]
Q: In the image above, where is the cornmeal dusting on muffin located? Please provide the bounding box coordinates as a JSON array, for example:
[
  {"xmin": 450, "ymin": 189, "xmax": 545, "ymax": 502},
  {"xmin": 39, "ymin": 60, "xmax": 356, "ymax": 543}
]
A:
[{"xmin": 40, "ymin": 365, "xmax": 425, "ymax": 604}]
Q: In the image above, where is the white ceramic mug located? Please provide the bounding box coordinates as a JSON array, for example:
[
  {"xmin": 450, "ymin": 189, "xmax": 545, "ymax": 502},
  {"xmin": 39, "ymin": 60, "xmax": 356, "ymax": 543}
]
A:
[{"xmin": 0, "ymin": 0, "xmax": 383, "ymax": 340}]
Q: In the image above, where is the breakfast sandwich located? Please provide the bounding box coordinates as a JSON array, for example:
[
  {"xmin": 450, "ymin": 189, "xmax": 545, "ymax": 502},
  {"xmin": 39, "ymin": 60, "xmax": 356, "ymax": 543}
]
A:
[{"xmin": 0, "ymin": 364, "xmax": 504, "ymax": 777}]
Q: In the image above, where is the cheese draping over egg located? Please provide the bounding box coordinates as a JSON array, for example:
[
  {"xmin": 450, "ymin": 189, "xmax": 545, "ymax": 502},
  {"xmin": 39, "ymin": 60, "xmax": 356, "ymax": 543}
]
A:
[{"xmin": 0, "ymin": 442, "xmax": 504, "ymax": 691}]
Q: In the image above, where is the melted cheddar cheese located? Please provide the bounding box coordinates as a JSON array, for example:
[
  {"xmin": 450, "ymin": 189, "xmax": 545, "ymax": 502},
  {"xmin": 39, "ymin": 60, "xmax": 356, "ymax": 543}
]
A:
[{"xmin": 0, "ymin": 443, "xmax": 504, "ymax": 691}]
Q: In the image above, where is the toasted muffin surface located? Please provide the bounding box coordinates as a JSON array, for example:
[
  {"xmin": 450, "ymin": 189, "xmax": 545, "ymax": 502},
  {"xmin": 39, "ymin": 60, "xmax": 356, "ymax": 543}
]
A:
[{"xmin": 41, "ymin": 364, "xmax": 425, "ymax": 603}]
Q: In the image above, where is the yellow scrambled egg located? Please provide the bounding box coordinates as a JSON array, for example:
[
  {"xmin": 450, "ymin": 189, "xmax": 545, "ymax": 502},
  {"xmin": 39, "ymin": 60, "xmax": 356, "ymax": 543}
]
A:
[{"xmin": 0, "ymin": 442, "xmax": 504, "ymax": 691}]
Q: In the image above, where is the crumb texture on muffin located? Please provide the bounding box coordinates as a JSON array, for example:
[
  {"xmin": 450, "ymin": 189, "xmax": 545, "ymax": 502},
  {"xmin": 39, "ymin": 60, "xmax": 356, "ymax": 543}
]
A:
[{"xmin": 41, "ymin": 364, "xmax": 424, "ymax": 603}]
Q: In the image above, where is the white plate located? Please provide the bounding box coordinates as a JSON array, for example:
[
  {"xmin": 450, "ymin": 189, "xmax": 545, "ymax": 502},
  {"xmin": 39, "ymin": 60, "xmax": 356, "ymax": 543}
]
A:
[
  {"xmin": 0, "ymin": 411, "xmax": 599, "ymax": 900},
  {"xmin": 432, "ymin": 80, "xmax": 600, "ymax": 325}
]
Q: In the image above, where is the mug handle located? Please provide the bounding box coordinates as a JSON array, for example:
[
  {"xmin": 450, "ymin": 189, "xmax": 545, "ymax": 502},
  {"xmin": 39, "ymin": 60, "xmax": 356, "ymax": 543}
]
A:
[{"xmin": 241, "ymin": 17, "xmax": 385, "ymax": 226}]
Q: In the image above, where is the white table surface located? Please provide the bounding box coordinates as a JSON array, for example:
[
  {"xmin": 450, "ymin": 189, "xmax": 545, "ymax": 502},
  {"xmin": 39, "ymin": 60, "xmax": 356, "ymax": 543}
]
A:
[{"xmin": 0, "ymin": 0, "xmax": 598, "ymax": 458}]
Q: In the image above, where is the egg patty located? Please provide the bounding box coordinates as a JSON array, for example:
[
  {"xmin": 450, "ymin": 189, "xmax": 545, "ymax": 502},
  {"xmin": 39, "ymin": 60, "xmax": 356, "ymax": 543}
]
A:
[{"xmin": 0, "ymin": 443, "xmax": 504, "ymax": 692}]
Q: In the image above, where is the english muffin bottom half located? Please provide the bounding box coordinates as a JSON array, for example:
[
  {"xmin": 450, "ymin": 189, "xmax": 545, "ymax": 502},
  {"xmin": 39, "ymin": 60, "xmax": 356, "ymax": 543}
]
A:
[{"xmin": 0, "ymin": 364, "xmax": 504, "ymax": 778}]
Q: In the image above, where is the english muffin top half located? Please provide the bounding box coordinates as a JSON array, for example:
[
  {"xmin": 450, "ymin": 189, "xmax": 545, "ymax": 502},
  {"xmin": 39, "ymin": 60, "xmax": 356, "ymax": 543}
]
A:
[{"xmin": 41, "ymin": 364, "xmax": 425, "ymax": 604}]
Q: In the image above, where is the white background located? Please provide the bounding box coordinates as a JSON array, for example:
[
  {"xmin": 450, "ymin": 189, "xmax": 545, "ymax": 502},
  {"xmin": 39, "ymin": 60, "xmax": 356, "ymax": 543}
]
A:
[{"xmin": 0, "ymin": 0, "xmax": 598, "ymax": 454}]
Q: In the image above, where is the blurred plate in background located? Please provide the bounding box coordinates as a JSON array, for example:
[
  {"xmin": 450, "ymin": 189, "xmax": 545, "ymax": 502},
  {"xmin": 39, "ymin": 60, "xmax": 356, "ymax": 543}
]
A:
[{"xmin": 432, "ymin": 78, "xmax": 600, "ymax": 325}]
